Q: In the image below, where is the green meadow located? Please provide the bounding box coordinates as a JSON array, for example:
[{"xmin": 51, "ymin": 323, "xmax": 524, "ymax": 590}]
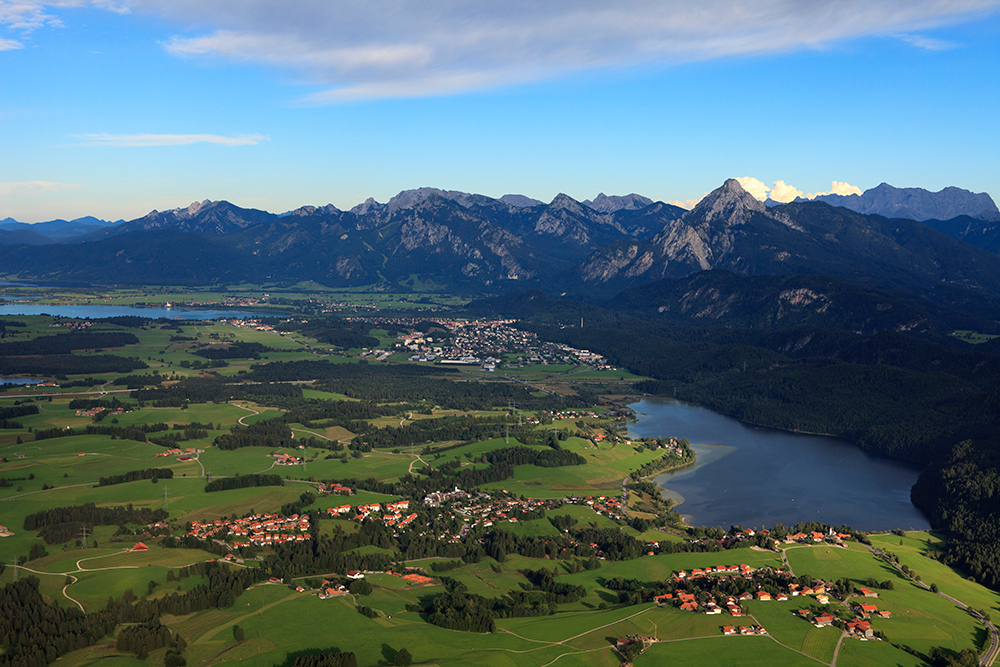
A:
[
  {"xmin": 0, "ymin": 310, "xmax": 996, "ymax": 667},
  {"xmin": 787, "ymin": 543, "xmax": 987, "ymax": 657}
]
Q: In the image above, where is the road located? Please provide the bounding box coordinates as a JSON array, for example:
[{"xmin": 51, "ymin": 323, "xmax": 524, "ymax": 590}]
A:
[{"xmin": 870, "ymin": 546, "xmax": 1000, "ymax": 666}]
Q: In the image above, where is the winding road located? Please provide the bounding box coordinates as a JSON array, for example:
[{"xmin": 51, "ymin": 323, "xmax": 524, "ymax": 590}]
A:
[{"xmin": 870, "ymin": 545, "xmax": 1000, "ymax": 666}]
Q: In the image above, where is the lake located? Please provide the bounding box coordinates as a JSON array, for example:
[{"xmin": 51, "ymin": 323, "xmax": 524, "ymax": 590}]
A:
[
  {"xmin": 0, "ymin": 304, "xmax": 268, "ymax": 320},
  {"xmin": 628, "ymin": 398, "xmax": 930, "ymax": 531}
]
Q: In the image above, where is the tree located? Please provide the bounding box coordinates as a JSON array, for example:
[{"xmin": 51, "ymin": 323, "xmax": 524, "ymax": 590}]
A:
[
  {"xmin": 349, "ymin": 578, "xmax": 373, "ymax": 595},
  {"xmin": 232, "ymin": 625, "xmax": 245, "ymax": 642},
  {"xmin": 394, "ymin": 647, "xmax": 413, "ymax": 666},
  {"xmin": 165, "ymin": 650, "xmax": 187, "ymax": 667}
]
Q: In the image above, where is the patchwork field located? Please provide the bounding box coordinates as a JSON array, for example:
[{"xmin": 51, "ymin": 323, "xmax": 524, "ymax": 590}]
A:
[{"xmin": 0, "ymin": 310, "xmax": 994, "ymax": 667}]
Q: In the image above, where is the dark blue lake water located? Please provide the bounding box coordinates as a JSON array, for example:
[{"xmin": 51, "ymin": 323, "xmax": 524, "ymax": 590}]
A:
[{"xmin": 628, "ymin": 398, "xmax": 930, "ymax": 531}]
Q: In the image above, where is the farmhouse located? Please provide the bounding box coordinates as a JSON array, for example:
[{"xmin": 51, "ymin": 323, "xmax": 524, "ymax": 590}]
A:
[{"xmin": 813, "ymin": 613, "xmax": 835, "ymax": 628}]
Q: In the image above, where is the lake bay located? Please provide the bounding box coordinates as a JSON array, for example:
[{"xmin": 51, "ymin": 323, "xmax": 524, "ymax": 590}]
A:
[{"xmin": 629, "ymin": 398, "xmax": 930, "ymax": 531}]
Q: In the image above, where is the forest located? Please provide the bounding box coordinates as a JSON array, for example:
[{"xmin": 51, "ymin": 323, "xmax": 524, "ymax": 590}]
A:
[{"xmin": 471, "ymin": 289, "xmax": 1000, "ymax": 592}]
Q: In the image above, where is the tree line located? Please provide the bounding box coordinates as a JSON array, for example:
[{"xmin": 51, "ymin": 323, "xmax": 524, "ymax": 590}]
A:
[
  {"xmin": 204, "ymin": 474, "xmax": 284, "ymax": 492},
  {"xmin": 98, "ymin": 468, "xmax": 174, "ymax": 486},
  {"xmin": 23, "ymin": 503, "xmax": 168, "ymax": 545}
]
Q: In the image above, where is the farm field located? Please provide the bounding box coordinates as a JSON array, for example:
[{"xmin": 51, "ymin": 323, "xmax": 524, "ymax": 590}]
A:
[{"xmin": 0, "ymin": 306, "xmax": 995, "ymax": 667}]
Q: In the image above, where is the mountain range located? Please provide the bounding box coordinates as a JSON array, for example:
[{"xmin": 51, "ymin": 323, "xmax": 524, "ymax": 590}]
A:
[
  {"xmin": 0, "ymin": 216, "xmax": 121, "ymax": 245},
  {"xmin": 2, "ymin": 179, "xmax": 1000, "ymax": 333},
  {"xmin": 808, "ymin": 183, "xmax": 1000, "ymax": 222}
]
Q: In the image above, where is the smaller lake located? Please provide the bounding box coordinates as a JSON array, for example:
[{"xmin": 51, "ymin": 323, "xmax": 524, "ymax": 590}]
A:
[
  {"xmin": 629, "ymin": 399, "xmax": 930, "ymax": 532},
  {"xmin": 0, "ymin": 377, "xmax": 41, "ymax": 385},
  {"xmin": 0, "ymin": 304, "xmax": 269, "ymax": 320}
]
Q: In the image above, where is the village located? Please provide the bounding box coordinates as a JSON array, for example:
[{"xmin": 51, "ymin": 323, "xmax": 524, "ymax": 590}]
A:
[
  {"xmin": 655, "ymin": 559, "xmax": 892, "ymax": 642},
  {"xmin": 185, "ymin": 512, "xmax": 311, "ymax": 548},
  {"xmin": 326, "ymin": 499, "xmax": 419, "ymax": 531},
  {"xmin": 345, "ymin": 316, "xmax": 614, "ymax": 370}
]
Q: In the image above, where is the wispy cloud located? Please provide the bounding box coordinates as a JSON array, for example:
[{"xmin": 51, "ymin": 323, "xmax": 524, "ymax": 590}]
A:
[
  {"xmin": 76, "ymin": 132, "xmax": 268, "ymax": 147},
  {"xmin": 0, "ymin": 180, "xmax": 78, "ymax": 196},
  {"xmin": 0, "ymin": 0, "xmax": 126, "ymax": 47},
  {"xmin": 144, "ymin": 0, "xmax": 999, "ymax": 101},
  {"xmin": 7, "ymin": 1, "xmax": 998, "ymax": 97},
  {"xmin": 0, "ymin": 37, "xmax": 22, "ymax": 50},
  {"xmin": 898, "ymin": 34, "xmax": 960, "ymax": 50}
]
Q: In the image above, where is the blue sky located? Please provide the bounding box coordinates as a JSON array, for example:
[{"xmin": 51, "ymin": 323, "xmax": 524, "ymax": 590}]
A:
[{"xmin": 1, "ymin": 0, "xmax": 998, "ymax": 222}]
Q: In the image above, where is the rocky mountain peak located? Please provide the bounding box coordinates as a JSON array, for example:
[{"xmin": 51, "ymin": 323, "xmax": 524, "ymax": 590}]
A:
[
  {"xmin": 183, "ymin": 199, "xmax": 214, "ymax": 218},
  {"xmin": 584, "ymin": 193, "xmax": 654, "ymax": 213},
  {"xmin": 548, "ymin": 193, "xmax": 589, "ymax": 215},
  {"xmin": 685, "ymin": 178, "xmax": 768, "ymax": 226},
  {"xmin": 385, "ymin": 188, "xmax": 496, "ymax": 213},
  {"xmin": 813, "ymin": 183, "xmax": 1000, "ymax": 222},
  {"xmin": 500, "ymin": 194, "xmax": 543, "ymax": 208},
  {"xmin": 350, "ymin": 197, "xmax": 385, "ymax": 216},
  {"xmin": 290, "ymin": 204, "xmax": 341, "ymax": 217}
]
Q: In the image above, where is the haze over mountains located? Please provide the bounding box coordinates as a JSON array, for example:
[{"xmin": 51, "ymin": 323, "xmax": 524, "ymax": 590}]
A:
[
  {"xmin": 0, "ymin": 216, "xmax": 121, "ymax": 245},
  {"xmin": 2, "ymin": 178, "xmax": 1000, "ymax": 334}
]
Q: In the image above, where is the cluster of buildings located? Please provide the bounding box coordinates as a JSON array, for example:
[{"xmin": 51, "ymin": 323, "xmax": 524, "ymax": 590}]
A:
[
  {"xmin": 420, "ymin": 487, "xmax": 625, "ymax": 530},
  {"xmin": 689, "ymin": 527, "xmax": 774, "ymax": 549},
  {"xmin": 224, "ymin": 318, "xmax": 275, "ymax": 331},
  {"xmin": 326, "ymin": 500, "xmax": 418, "ymax": 531},
  {"xmin": 661, "ymin": 562, "xmax": 890, "ymax": 641},
  {"xmin": 317, "ymin": 482, "xmax": 353, "ymax": 495},
  {"xmin": 270, "ymin": 452, "xmax": 303, "ymax": 465},
  {"xmin": 221, "ymin": 296, "xmax": 269, "ymax": 307},
  {"xmin": 75, "ymin": 405, "xmax": 127, "ymax": 417},
  {"xmin": 451, "ymin": 495, "xmax": 562, "ymax": 527},
  {"xmin": 423, "ymin": 488, "xmax": 471, "ymax": 507},
  {"xmin": 721, "ymin": 625, "xmax": 768, "ymax": 636},
  {"xmin": 50, "ymin": 321, "xmax": 92, "ymax": 330},
  {"xmin": 310, "ymin": 568, "xmax": 434, "ymax": 599},
  {"xmin": 798, "ymin": 607, "xmax": 884, "ymax": 638},
  {"xmin": 186, "ymin": 513, "xmax": 311, "ymax": 548},
  {"xmin": 371, "ymin": 317, "xmax": 614, "ymax": 370},
  {"xmin": 306, "ymin": 298, "xmax": 379, "ymax": 314},
  {"xmin": 662, "ymin": 565, "xmax": 840, "ymax": 616},
  {"xmin": 154, "ymin": 446, "xmax": 205, "ymax": 458},
  {"xmin": 784, "ymin": 530, "xmax": 854, "ymax": 545},
  {"xmin": 566, "ymin": 494, "xmax": 625, "ymax": 520}
]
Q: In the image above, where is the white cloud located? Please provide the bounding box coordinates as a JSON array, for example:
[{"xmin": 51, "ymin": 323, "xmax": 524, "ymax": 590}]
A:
[
  {"xmin": 735, "ymin": 177, "xmax": 771, "ymax": 201},
  {"xmin": 148, "ymin": 0, "xmax": 999, "ymax": 101},
  {"xmin": 77, "ymin": 132, "xmax": 268, "ymax": 147},
  {"xmin": 11, "ymin": 0, "xmax": 997, "ymax": 97},
  {"xmin": 0, "ymin": 180, "xmax": 77, "ymax": 196},
  {"xmin": 667, "ymin": 195, "xmax": 707, "ymax": 210},
  {"xmin": 0, "ymin": 1, "xmax": 125, "ymax": 47},
  {"xmin": 808, "ymin": 180, "xmax": 863, "ymax": 198},
  {"xmin": 6, "ymin": 1, "xmax": 997, "ymax": 97},
  {"xmin": 768, "ymin": 180, "xmax": 804, "ymax": 203},
  {"xmin": 734, "ymin": 177, "xmax": 863, "ymax": 202}
]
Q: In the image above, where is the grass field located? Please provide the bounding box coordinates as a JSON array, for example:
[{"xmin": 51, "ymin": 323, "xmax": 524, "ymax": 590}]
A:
[
  {"xmin": 2, "ymin": 309, "xmax": 997, "ymax": 667},
  {"xmin": 743, "ymin": 600, "xmax": 841, "ymax": 662},
  {"xmin": 869, "ymin": 531, "xmax": 1000, "ymax": 616},
  {"xmin": 786, "ymin": 543, "xmax": 986, "ymax": 657}
]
